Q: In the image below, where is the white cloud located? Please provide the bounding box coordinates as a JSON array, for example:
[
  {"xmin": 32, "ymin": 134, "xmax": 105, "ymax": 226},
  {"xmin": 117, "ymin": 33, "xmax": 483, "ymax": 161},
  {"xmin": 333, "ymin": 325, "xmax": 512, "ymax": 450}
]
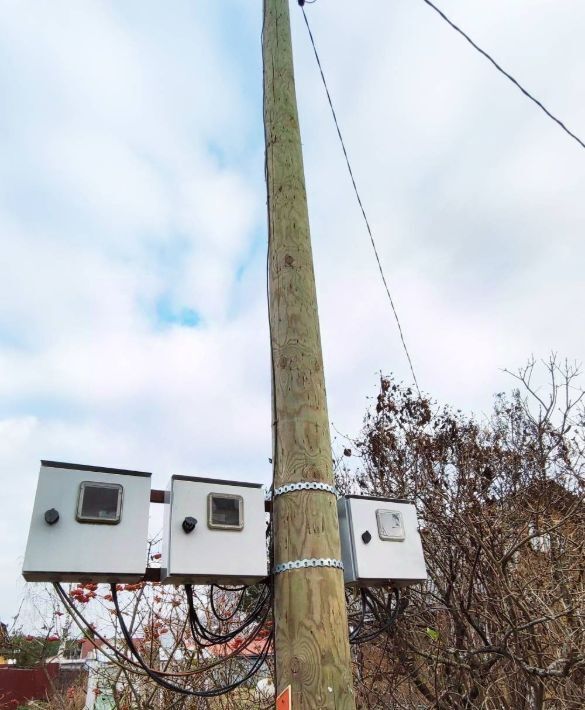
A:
[{"xmin": 1, "ymin": 0, "xmax": 584, "ymax": 624}]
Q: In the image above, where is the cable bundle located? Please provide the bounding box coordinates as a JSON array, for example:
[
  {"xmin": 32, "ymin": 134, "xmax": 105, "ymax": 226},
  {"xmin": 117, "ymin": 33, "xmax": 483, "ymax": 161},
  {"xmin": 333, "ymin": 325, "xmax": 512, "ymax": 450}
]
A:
[
  {"xmin": 54, "ymin": 581, "xmax": 273, "ymax": 699},
  {"xmin": 348, "ymin": 587, "xmax": 407, "ymax": 645},
  {"xmin": 185, "ymin": 583, "xmax": 271, "ymax": 648},
  {"xmin": 55, "ymin": 577, "xmax": 407, "ymax": 699}
]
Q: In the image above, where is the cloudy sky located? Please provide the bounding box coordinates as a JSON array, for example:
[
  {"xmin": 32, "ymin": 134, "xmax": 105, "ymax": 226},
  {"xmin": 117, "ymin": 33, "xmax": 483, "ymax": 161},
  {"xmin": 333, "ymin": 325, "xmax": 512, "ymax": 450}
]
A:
[{"xmin": 1, "ymin": 0, "xmax": 583, "ymax": 623}]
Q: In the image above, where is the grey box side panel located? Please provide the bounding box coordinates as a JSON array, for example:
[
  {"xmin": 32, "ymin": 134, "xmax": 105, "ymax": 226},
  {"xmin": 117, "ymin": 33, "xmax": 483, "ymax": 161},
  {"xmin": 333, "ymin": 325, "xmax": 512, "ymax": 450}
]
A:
[
  {"xmin": 337, "ymin": 497, "xmax": 357, "ymax": 584},
  {"xmin": 161, "ymin": 478, "xmax": 173, "ymax": 582}
]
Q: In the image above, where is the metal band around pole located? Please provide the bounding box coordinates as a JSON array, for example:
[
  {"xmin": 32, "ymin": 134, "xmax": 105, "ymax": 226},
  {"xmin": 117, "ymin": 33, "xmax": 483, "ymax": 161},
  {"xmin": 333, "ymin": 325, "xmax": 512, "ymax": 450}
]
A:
[
  {"xmin": 272, "ymin": 481, "xmax": 338, "ymax": 498},
  {"xmin": 274, "ymin": 558, "xmax": 344, "ymax": 574}
]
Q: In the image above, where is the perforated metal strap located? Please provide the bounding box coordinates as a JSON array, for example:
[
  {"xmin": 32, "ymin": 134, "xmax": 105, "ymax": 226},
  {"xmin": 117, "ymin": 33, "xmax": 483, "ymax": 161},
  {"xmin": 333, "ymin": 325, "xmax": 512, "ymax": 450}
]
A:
[
  {"xmin": 273, "ymin": 558, "xmax": 344, "ymax": 574},
  {"xmin": 272, "ymin": 481, "xmax": 338, "ymax": 498}
]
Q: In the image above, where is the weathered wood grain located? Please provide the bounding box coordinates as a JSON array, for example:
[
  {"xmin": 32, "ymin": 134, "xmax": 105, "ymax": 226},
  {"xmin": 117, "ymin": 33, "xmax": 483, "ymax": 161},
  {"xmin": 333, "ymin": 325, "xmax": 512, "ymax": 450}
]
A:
[{"xmin": 263, "ymin": 1, "xmax": 356, "ymax": 707}]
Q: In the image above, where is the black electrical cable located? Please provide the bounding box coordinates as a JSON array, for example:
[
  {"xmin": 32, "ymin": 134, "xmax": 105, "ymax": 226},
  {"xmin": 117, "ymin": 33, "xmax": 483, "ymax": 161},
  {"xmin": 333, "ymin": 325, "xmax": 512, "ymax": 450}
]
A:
[
  {"xmin": 55, "ymin": 583, "xmax": 258, "ymax": 680},
  {"xmin": 212, "ymin": 583, "xmax": 247, "ymax": 593},
  {"xmin": 349, "ymin": 588, "xmax": 407, "ymax": 645},
  {"xmin": 53, "ymin": 583, "xmax": 145, "ymax": 673},
  {"xmin": 185, "ymin": 583, "xmax": 271, "ymax": 647},
  {"xmin": 356, "ymin": 597, "xmax": 406, "ymax": 644},
  {"xmin": 56, "ymin": 581, "xmax": 274, "ymax": 695},
  {"xmin": 363, "ymin": 588, "xmax": 390, "ymax": 623},
  {"xmin": 348, "ymin": 589, "xmax": 368, "ymax": 642},
  {"xmin": 111, "ymin": 584, "xmax": 274, "ymax": 698},
  {"xmin": 262, "ymin": 2, "xmax": 280, "ymax": 633},
  {"xmin": 300, "ymin": 6, "xmax": 421, "ymax": 395},
  {"xmin": 189, "ymin": 584, "xmax": 270, "ymax": 640},
  {"xmin": 209, "ymin": 584, "xmax": 248, "ymax": 622},
  {"xmin": 352, "ymin": 617, "xmax": 399, "ymax": 644},
  {"xmin": 420, "ymin": 0, "xmax": 585, "ymax": 151},
  {"xmin": 208, "ymin": 581, "xmax": 271, "ymax": 624}
]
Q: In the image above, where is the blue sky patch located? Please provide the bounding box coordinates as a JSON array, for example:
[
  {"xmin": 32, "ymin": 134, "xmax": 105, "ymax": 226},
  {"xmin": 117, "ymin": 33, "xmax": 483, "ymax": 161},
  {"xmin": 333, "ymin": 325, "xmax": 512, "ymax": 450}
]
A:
[{"xmin": 155, "ymin": 294, "xmax": 201, "ymax": 329}]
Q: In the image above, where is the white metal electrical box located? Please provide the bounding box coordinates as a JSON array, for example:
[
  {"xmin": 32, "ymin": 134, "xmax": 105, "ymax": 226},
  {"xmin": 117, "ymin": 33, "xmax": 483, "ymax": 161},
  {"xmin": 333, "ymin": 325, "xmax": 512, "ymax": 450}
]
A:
[
  {"xmin": 162, "ymin": 476, "xmax": 267, "ymax": 585},
  {"xmin": 23, "ymin": 461, "xmax": 152, "ymax": 583},
  {"xmin": 338, "ymin": 495, "xmax": 427, "ymax": 587}
]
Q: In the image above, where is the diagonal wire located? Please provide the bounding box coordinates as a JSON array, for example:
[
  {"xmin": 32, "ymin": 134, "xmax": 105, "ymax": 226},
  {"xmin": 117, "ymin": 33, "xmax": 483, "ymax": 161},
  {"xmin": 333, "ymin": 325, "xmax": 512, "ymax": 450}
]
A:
[
  {"xmin": 420, "ymin": 0, "xmax": 585, "ymax": 151},
  {"xmin": 300, "ymin": 7, "xmax": 421, "ymax": 394}
]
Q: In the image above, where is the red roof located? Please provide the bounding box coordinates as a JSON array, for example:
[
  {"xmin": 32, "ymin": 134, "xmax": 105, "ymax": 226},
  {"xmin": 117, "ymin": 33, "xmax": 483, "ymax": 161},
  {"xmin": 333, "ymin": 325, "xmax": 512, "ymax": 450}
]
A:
[{"xmin": 207, "ymin": 630, "xmax": 273, "ymax": 658}]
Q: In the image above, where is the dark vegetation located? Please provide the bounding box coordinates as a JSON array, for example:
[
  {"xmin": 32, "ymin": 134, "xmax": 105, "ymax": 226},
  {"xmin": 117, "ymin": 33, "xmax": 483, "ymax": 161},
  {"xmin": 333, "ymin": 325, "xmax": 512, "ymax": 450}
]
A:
[{"xmin": 338, "ymin": 356, "xmax": 584, "ymax": 709}]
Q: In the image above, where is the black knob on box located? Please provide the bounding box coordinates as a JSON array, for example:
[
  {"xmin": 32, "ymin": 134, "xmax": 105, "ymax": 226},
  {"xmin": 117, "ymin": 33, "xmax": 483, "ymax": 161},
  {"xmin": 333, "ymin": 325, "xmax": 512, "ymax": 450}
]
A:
[
  {"xmin": 44, "ymin": 509, "xmax": 60, "ymax": 526},
  {"xmin": 182, "ymin": 516, "xmax": 197, "ymax": 534},
  {"xmin": 361, "ymin": 530, "xmax": 372, "ymax": 544}
]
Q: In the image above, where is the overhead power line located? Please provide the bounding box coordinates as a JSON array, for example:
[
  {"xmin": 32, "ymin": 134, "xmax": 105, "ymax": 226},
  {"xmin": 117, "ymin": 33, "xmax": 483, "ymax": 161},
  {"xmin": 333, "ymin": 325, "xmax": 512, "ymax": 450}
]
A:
[
  {"xmin": 420, "ymin": 0, "xmax": 585, "ymax": 151},
  {"xmin": 300, "ymin": 7, "xmax": 421, "ymax": 395}
]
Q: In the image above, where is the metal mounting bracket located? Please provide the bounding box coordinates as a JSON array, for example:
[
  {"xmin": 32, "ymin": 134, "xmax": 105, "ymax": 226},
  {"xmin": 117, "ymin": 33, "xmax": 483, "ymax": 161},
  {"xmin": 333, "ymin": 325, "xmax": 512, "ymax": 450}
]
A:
[
  {"xmin": 269, "ymin": 481, "xmax": 338, "ymax": 499},
  {"xmin": 273, "ymin": 558, "xmax": 344, "ymax": 574}
]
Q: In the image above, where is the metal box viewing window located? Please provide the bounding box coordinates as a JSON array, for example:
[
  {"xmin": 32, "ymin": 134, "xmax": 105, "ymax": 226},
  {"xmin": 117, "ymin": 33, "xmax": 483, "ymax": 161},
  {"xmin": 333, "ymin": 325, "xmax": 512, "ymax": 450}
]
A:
[
  {"xmin": 376, "ymin": 509, "xmax": 405, "ymax": 541},
  {"xmin": 77, "ymin": 482, "xmax": 123, "ymax": 524},
  {"xmin": 207, "ymin": 493, "xmax": 244, "ymax": 530}
]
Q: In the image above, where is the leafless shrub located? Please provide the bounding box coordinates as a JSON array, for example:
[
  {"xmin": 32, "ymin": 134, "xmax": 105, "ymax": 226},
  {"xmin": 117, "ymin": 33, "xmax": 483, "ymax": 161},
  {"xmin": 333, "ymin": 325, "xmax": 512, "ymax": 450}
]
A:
[{"xmin": 339, "ymin": 356, "xmax": 584, "ymax": 709}]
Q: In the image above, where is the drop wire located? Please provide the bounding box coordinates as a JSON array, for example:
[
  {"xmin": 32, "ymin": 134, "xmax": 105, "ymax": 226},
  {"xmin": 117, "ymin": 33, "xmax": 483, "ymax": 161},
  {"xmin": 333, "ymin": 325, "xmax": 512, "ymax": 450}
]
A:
[{"xmin": 300, "ymin": 7, "xmax": 421, "ymax": 394}]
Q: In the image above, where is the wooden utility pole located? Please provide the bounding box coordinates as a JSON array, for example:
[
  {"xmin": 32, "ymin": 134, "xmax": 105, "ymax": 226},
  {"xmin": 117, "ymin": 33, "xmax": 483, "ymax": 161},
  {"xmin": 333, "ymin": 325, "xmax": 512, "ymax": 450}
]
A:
[{"xmin": 263, "ymin": 1, "xmax": 356, "ymax": 707}]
